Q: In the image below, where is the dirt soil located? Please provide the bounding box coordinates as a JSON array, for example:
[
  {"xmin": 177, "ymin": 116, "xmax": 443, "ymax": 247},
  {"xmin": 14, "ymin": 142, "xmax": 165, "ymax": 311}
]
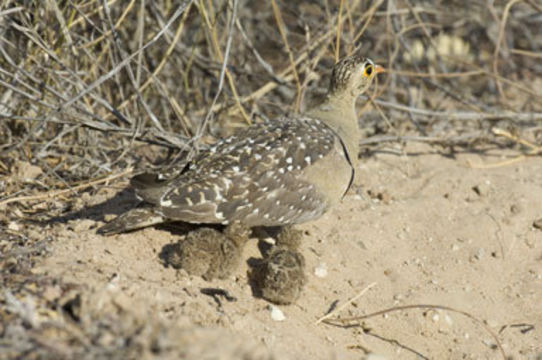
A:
[{"xmin": 4, "ymin": 142, "xmax": 539, "ymax": 360}]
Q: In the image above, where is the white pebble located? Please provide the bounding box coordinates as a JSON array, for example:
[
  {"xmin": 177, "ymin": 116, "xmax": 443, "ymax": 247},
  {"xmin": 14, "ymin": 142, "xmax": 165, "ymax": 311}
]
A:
[
  {"xmin": 314, "ymin": 263, "xmax": 328, "ymax": 278},
  {"xmin": 482, "ymin": 339, "xmax": 494, "ymax": 348},
  {"xmin": 7, "ymin": 222, "xmax": 20, "ymax": 231},
  {"xmin": 269, "ymin": 305, "xmax": 286, "ymax": 321}
]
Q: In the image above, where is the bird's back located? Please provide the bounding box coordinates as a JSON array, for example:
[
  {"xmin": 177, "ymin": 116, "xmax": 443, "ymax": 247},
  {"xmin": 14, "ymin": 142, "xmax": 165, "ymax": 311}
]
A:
[{"xmin": 133, "ymin": 115, "xmax": 353, "ymax": 227}]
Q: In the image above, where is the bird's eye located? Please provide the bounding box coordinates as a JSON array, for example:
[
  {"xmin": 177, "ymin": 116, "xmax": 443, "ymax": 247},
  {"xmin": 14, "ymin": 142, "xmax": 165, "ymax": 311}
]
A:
[{"xmin": 364, "ymin": 65, "xmax": 373, "ymax": 77}]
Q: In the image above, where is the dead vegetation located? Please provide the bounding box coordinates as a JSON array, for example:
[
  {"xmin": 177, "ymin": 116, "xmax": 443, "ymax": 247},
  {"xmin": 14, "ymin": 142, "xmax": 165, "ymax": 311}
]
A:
[{"xmin": 1, "ymin": 0, "xmax": 541, "ymax": 358}]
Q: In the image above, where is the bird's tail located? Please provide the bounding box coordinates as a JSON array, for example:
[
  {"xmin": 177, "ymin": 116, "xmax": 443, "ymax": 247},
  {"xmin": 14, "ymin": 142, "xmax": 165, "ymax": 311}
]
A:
[{"xmin": 97, "ymin": 207, "xmax": 166, "ymax": 235}]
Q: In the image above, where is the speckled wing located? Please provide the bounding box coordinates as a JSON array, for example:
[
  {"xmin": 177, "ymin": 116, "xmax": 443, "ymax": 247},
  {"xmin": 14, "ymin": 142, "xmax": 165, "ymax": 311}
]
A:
[{"xmin": 134, "ymin": 116, "xmax": 351, "ymax": 227}]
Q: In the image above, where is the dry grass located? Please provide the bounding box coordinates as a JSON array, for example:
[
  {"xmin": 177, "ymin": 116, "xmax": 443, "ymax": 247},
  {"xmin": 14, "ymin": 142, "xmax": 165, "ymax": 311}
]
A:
[
  {"xmin": 1, "ymin": 0, "xmax": 541, "ymax": 358},
  {"xmin": 0, "ymin": 1, "xmax": 539, "ymax": 193}
]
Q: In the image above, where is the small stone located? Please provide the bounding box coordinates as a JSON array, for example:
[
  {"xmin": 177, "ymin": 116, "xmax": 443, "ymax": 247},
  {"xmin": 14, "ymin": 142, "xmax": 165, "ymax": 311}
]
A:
[
  {"xmin": 424, "ymin": 310, "xmax": 439, "ymax": 322},
  {"xmin": 482, "ymin": 339, "xmax": 494, "ymax": 348},
  {"xmin": 7, "ymin": 222, "xmax": 20, "ymax": 231},
  {"xmin": 269, "ymin": 305, "xmax": 286, "ymax": 321},
  {"xmin": 472, "ymin": 182, "xmax": 490, "ymax": 196},
  {"xmin": 81, "ymin": 192, "xmax": 92, "ymax": 203},
  {"xmin": 377, "ymin": 191, "xmax": 392, "ymax": 204},
  {"xmin": 510, "ymin": 204, "xmax": 522, "ymax": 214},
  {"xmin": 43, "ymin": 285, "xmax": 62, "ymax": 302},
  {"xmin": 367, "ymin": 189, "xmax": 392, "ymax": 204},
  {"xmin": 69, "ymin": 219, "xmax": 95, "ymax": 232},
  {"xmin": 470, "ymin": 248, "xmax": 485, "ymax": 262},
  {"xmin": 383, "ymin": 269, "xmax": 393, "ymax": 276},
  {"xmin": 357, "ymin": 240, "xmax": 367, "ymax": 250},
  {"xmin": 533, "ymin": 218, "xmax": 542, "ymax": 230},
  {"xmin": 97, "ymin": 332, "xmax": 116, "ymax": 347},
  {"xmin": 314, "ymin": 263, "xmax": 328, "ymax": 278}
]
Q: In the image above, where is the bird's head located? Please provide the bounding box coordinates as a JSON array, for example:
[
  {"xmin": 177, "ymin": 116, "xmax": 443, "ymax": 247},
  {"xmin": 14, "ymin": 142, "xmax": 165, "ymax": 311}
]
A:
[{"xmin": 329, "ymin": 54, "xmax": 384, "ymax": 97}]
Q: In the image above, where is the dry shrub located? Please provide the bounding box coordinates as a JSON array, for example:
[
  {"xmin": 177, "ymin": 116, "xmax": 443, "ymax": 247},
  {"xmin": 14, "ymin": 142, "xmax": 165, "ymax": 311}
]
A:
[{"xmin": 0, "ymin": 1, "xmax": 541, "ymax": 357}]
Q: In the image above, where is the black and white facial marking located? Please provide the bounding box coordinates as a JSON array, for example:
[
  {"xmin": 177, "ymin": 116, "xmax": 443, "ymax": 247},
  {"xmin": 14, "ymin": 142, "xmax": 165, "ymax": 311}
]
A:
[{"xmin": 329, "ymin": 55, "xmax": 377, "ymax": 96}]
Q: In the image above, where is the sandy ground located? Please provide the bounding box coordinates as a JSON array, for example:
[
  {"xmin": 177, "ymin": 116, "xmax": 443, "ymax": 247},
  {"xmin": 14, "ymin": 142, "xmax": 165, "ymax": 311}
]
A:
[{"xmin": 5, "ymin": 142, "xmax": 542, "ymax": 359}]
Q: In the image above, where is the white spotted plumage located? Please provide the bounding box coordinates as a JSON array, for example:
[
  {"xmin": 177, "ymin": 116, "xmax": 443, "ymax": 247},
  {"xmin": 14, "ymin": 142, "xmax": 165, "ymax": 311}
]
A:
[{"xmin": 126, "ymin": 115, "xmax": 340, "ymax": 227}]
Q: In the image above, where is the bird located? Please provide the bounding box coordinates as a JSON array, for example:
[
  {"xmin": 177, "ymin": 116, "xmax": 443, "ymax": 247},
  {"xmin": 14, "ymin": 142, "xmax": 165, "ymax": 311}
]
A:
[
  {"xmin": 165, "ymin": 222, "xmax": 251, "ymax": 280},
  {"xmin": 252, "ymin": 226, "xmax": 307, "ymax": 304},
  {"xmin": 98, "ymin": 53, "xmax": 383, "ymax": 235}
]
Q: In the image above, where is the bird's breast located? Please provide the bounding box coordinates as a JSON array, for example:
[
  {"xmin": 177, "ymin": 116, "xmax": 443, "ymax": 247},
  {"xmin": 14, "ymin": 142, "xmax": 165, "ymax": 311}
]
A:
[{"xmin": 297, "ymin": 138, "xmax": 353, "ymax": 207}]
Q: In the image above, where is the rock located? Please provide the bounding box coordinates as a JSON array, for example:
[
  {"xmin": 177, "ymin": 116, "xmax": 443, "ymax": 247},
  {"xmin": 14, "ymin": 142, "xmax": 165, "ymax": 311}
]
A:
[
  {"xmin": 314, "ymin": 263, "xmax": 328, "ymax": 278},
  {"xmin": 7, "ymin": 222, "xmax": 20, "ymax": 231},
  {"xmin": 533, "ymin": 218, "xmax": 542, "ymax": 230},
  {"xmin": 510, "ymin": 204, "xmax": 522, "ymax": 214},
  {"xmin": 69, "ymin": 219, "xmax": 96, "ymax": 232},
  {"xmin": 269, "ymin": 305, "xmax": 286, "ymax": 321},
  {"xmin": 367, "ymin": 189, "xmax": 392, "ymax": 204},
  {"xmin": 472, "ymin": 182, "xmax": 490, "ymax": 196}
]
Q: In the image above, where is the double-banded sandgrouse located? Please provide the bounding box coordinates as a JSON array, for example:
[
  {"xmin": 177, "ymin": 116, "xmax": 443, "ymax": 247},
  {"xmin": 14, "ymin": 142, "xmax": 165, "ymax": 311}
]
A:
[{"xmin": 99, "ymin": 53, "xmax": 383, "ymax": 234}]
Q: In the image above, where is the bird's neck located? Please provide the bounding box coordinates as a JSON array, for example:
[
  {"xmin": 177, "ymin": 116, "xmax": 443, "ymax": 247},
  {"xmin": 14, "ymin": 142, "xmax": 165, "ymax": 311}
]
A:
[{"xmin": 307, "ymin": 93, "xmax": 359, "ymax": 163}]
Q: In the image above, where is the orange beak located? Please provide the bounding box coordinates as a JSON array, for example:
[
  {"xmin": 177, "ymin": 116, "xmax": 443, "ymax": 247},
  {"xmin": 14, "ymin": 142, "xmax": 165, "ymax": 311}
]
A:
[{"xmin": 374, "ymin": 64, "xmax": 385, "ymax": 74}]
